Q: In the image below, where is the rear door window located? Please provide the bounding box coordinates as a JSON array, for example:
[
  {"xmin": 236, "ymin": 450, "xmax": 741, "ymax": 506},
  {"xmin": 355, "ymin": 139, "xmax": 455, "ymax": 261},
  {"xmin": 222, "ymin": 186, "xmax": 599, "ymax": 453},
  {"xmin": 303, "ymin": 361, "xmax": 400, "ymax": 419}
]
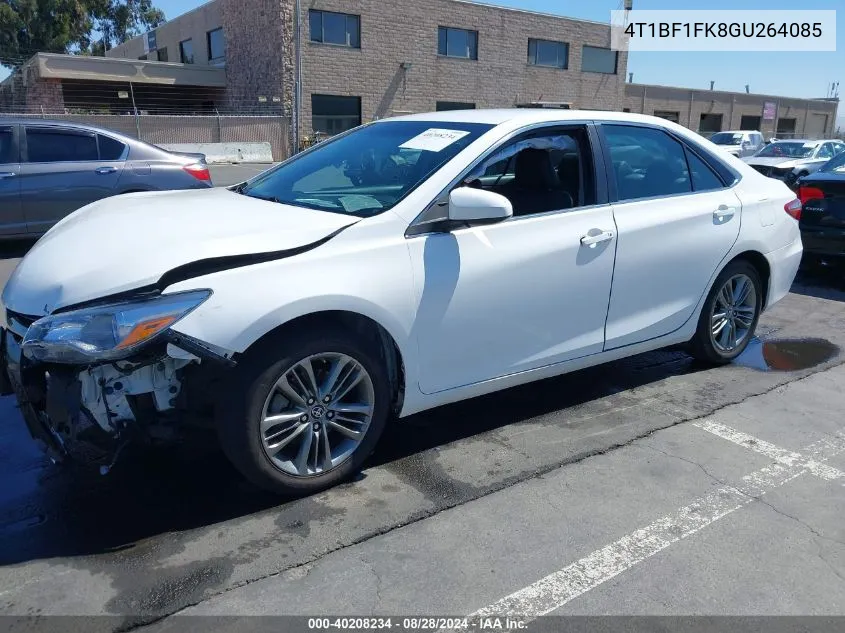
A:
[
  {"xmin": 0, "ymin": 126, "xmax": 15, "ymax": 163},
  {"xmin": 26, "ymin": 128, "xmax": 98, "ymax": 163},
  {"xmin": 98, "ymin": 134, "xmax": 127, "ymax": 161}
]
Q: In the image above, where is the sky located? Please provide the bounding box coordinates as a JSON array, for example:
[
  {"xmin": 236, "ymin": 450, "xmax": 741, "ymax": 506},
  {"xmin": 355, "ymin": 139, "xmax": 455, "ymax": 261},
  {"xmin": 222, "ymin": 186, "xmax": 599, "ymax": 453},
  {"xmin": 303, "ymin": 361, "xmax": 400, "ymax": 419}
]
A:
[{"xmin": 4, "ymin": 0, "xmax": 844, "ymax": 127}]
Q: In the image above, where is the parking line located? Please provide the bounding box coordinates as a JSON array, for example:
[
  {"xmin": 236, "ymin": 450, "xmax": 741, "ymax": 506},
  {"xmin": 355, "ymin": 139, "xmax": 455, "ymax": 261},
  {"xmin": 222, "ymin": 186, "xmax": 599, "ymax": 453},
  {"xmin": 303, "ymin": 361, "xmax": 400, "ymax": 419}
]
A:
[
  {"xmin": 694, "ymin": 420, "xmax": 845, "ymax": 482},
  {"xmin": 468, "ymin": 426, "xmax": 845, "ymax": 620}
]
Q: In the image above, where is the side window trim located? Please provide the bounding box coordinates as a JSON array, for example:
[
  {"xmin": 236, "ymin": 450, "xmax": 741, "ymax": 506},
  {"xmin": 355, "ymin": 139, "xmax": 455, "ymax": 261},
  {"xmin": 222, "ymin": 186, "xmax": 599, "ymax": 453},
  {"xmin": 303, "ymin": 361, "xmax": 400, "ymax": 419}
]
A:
[
  {"xmin": 596, "ymin": 121, "xmax": 738, "ymax": 204},
  {"xmin": 23, "ymin": 126, "xmax": 98, "ymax": 163},
  {"xmin": 406, "ymin": 121, "xmax": 607, "ymax": 237}
]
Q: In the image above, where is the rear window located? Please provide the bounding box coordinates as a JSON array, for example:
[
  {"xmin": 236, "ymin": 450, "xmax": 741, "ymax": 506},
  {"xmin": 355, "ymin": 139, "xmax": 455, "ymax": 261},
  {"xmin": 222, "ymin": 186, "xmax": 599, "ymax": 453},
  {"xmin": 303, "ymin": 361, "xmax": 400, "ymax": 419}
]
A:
[
  {"xmin": 26, "ymin": 128, "xmax": 98, "ymax": 163},
  {"xmin": 98, "ymin": 134, "xmax": 127, "ymax": 160}
]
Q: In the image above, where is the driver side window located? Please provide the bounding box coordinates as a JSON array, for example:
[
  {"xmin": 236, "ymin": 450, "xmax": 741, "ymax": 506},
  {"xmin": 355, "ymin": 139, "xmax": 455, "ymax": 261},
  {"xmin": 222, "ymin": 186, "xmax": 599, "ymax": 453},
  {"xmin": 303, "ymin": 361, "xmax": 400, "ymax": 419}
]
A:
[{"xmin": 464, "ymin": 126, "xmax": 596, "ymax": 217}]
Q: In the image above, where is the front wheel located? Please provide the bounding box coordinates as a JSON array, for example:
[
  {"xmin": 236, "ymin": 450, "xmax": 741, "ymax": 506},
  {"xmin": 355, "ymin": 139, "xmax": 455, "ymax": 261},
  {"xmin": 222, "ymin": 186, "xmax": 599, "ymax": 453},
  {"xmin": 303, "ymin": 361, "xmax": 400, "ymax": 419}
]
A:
[
  {"xmin": 689, "ymin": 260, "xmax": 762, "ymax": 364},
  {"xmin": 216, "ymin": 326, "xmax": 391, "ymax": 495}
]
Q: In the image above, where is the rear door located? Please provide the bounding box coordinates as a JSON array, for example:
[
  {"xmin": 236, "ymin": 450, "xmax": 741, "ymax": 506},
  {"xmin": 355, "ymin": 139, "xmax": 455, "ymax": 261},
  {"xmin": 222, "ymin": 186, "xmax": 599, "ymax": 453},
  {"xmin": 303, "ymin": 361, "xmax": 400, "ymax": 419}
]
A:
[
  {"xmin": 600, "ymin": 122, "xmax": 742, "ymax": 349},
  {"xmin": 0, "ymin": 124, "xmax": 25, "ymax": 236},
  {"xmin": 20, "ymin": 126, "xmax": 125, "ymax": 234}
]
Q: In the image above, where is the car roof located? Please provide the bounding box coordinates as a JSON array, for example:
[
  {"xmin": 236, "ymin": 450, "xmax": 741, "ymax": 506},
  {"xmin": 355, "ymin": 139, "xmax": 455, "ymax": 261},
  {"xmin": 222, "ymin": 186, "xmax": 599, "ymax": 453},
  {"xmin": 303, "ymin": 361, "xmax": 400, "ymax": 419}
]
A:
[
  {"xmin": 719, "ymin": 130, "xmax": 759, "ymax": 134},
  {"xmin": 384, "ymin": 108, "xmax": 687, "ymax": 127},
  {"xmin": 0, "ymin": 117, "xmax": 136, "ymax": 141}
]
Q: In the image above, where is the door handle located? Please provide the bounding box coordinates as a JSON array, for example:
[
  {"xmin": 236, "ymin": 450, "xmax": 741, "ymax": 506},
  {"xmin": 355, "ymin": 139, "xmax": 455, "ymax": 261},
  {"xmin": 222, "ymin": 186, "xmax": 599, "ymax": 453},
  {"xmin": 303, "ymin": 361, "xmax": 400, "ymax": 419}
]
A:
[
  {"xmin": 580, "ymin": 229, "xmax": 615, "ymax": 247},
  {"xmin": 0, "ymin": 172, "xmax": 16, "ymax": 179},
  {"xmin": 713, "ymin": 205, "xmax": 736, "ymax": 223},
  {"xmin": 95, "ymin": 166, "xmax": 117, "ymax": 175}
]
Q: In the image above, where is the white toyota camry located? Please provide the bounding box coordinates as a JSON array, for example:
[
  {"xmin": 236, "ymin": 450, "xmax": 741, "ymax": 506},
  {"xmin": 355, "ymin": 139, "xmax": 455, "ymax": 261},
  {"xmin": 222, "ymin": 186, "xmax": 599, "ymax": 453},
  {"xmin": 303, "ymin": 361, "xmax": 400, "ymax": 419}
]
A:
[{"xmin": 0, "ymin": 110, "xmax": 803, "ymax": 495}]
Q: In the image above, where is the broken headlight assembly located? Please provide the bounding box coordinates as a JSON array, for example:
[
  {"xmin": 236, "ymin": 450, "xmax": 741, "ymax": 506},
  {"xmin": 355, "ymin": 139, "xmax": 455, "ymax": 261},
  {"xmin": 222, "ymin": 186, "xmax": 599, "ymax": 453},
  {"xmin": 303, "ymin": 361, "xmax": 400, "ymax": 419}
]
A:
[{"xmin": 21, "ymin": 290, "xmax": 211, "ymax": 364}]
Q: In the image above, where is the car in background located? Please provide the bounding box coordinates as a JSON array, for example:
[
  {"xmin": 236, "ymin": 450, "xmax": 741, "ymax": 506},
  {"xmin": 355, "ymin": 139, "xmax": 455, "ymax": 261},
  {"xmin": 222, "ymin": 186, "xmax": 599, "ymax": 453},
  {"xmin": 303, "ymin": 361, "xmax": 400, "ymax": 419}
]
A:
[
  {"xmin": 0, "ymin": 118, "xmax": 213, "ymax": 238},
  {"xmin": 795, "ymin": 149, "xmax": 845, "ymax": 264},
  {"xmin": 710, "ymin": 130, "xmax": 765, "ymax": 158},
  {"xmin": 743, "ymin": 138, "xmax": 845, "ymax": 189}
]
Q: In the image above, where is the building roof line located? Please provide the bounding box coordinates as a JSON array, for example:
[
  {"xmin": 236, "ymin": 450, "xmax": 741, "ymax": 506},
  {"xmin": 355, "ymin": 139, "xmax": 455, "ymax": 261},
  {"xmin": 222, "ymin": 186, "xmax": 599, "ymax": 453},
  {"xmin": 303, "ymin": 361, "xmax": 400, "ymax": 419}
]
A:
[{"xmin": 628, "ymin": 82, "xmax": 840, "ymax": 105}]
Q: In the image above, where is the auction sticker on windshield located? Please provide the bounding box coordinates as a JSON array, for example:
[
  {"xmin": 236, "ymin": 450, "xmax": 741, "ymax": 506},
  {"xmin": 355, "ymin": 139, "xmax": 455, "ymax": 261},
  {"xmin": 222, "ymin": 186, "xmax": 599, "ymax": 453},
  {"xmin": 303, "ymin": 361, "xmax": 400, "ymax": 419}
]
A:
[{"xmin": 400, "ymin": 128, "xmax": 471, "ymax": 152}]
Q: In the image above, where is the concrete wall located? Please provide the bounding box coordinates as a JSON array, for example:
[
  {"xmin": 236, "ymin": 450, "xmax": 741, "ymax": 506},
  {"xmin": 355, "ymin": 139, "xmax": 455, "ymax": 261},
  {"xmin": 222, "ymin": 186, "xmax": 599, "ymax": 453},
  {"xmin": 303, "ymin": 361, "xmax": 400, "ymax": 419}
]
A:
[
  {"xmin": 300, "ymin": 0, "xmax": 628, "ymax": 138},
  {"xmin": 107, "ymin": 0, "xmax": 224, "ymax": 65},
  {"xmin": 624, "ymin": 83, "xmax": 839, "ymax": 139}
]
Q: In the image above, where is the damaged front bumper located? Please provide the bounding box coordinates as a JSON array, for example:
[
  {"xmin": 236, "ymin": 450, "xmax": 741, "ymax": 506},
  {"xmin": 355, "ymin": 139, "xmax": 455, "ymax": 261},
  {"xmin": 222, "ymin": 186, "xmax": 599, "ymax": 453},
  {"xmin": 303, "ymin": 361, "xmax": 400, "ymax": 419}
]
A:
[{"xmin": 1, "ymin": 319, "xmax": 235, "ymax": 470}]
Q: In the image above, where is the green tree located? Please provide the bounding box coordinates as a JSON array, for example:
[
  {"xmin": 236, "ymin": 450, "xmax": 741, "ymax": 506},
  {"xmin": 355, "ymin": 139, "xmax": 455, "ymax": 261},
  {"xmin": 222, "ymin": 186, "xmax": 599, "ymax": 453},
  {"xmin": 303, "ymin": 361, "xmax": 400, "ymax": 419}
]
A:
[{"xmin": 0, "ymin": 0, "xmax": 165, "ymax": 69}]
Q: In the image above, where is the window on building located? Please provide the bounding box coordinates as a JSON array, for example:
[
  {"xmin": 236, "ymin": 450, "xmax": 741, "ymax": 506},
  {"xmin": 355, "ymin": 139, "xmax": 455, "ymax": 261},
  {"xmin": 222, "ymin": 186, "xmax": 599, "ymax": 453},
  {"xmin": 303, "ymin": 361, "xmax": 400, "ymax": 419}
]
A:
[
  {"xmin": 581, "ymin": 46, "xmax": 617, "ymax": 74},
  {"xmin": 207, "ymin": 27, "xmax": 225, "ymax": 64},
  {"xmin": 602, "ymin": 125, "xmax": 692, "ymax": 201},
  {"xmin": 311, "ymin": 94, "xmax": 361, "ymax": 135},
  {"xmin": 138, "ymin": 54, "xmax": 148, "ymax": 61},
  {"xmin": 98, "ymin": 135, "xmax": 127, "ymax": 161},
  {"xmin": 699, "ymin": 113, "xmax": 723, "ymax": 135},
  {"xmin": 438, "ymin": 26, "xmax": 478, "ymax": 60},
  {"xmin": 654, "ymin": 111, "xmax": 680, "ymax": 123},
  {"xmin": 740, "ymin": 115, "xmax": 761, "ymax": 130},
  {"xmin": 776, "ymin": 118, "xmax": 797, "ymax": 136},
  {"xmin": 436, "ymin": 101, "xmax": 476, "ymax": 111},
  {"xmin": 309, "ymin": 10, "xmax": 360, "ymax": 48},
  {"xmin": 527, "ymin": 39, "xmax": 568, "ymax": 69},
  {"xmin": 622, "ymin": 108, "xmax": 631, "ymax": 113},
  {"xmin": 155, "ymin": 47, "xmax": 168, "ymax": 62},
  {"xmin": 179, "ymin": 39, "xmax": 194, "ymax": 63},
  {"xmin": 0, "ymin": 127, "xmax": 14, "ymax": 163},
  {"xmin": 25, "ymin": 128, "xmax": 99, "ymax": 163}
]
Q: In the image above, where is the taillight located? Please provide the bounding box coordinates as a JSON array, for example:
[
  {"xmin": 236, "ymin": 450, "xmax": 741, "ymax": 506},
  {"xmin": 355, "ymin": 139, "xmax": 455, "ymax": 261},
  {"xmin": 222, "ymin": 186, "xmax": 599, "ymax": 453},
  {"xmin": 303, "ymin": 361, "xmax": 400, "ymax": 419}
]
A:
[
  {"xmin": 183, "ymin": 163, "xmax": 211, "ymax": 182},
  {"xmin": 798, "ymin": 186, "xmax": 824, "ymax": 206},
  {"xmin": 784, "ymin": 198, "xmax": 802, "ymax": 221}
]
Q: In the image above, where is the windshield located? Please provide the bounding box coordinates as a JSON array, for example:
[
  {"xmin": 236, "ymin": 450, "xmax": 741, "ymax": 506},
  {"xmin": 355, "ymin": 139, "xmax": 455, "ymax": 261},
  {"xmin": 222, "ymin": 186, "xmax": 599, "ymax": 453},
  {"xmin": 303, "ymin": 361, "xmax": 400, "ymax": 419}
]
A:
[
  {"xmin": 711, "ymin": 132, "xmax": 743, "ymax": 146},
  {"xmin": 241, "ymin": 121, "xmax": 494, "ymax": 217},
  {"xmin": 754, "ymin": 142, "xmax": 816, "ymax": 158},
  {"xmin": 820, "ymin": 151, "xmax": 845, "ymax": 173}
]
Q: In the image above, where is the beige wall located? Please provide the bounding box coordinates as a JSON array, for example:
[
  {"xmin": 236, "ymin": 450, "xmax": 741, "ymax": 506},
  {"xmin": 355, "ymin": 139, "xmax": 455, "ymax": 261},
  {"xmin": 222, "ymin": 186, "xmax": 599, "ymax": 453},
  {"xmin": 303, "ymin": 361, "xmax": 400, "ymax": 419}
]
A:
[
  {"xmin": 107, "ymin": 0, "xmax": 223, "ymax": 65},
  {"xmin": 300, "ymin": 0, "xmax": 628, "ymax": 137},
  {"xmin": 624, "ymin": 83, "xmax": 839, "ymax": 139}
]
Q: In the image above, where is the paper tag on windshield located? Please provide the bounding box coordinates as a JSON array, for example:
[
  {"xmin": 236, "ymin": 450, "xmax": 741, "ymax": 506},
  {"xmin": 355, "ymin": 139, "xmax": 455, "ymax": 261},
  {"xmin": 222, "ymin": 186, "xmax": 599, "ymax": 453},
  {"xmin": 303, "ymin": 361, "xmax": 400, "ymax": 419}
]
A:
[{"xmin": 400, "ymin": 128, "xmax": 470, "ymax": 152}]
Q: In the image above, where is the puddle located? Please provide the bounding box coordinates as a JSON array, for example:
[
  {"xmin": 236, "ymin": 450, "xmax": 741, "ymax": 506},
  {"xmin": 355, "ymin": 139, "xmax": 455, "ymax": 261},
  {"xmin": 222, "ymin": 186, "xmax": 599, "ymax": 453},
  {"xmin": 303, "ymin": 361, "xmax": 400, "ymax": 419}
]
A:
[{"xmin": 733, "ymin": 338, "xmax": 840, "ymax": 372}]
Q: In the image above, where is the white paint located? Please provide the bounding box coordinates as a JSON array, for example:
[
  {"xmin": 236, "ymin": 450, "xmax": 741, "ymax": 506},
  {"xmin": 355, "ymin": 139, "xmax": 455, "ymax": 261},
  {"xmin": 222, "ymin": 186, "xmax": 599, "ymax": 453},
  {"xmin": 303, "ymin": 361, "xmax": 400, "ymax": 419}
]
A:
[
  {"xmin": 469, "ymin": 426, "xmax": 845, "ymax": 620},
  {"xmin": 694, "ymin": 420, "xmax": 845, "ymax": 481}
]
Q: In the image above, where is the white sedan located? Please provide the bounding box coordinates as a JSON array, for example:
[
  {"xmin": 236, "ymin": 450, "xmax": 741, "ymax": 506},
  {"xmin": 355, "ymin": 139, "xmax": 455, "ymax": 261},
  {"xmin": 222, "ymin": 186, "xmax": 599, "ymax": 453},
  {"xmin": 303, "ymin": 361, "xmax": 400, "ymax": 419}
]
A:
[{"xmin": 0, "ymin": 110, "xmax": 803, "ymax": 495}]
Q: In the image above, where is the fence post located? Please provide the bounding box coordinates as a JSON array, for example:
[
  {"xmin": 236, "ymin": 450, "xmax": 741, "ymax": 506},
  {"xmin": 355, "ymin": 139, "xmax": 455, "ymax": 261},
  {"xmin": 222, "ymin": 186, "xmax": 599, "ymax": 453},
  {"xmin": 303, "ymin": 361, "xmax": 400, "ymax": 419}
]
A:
[
  {"xmin": 129, "ymin": 82, "xmax": 141, "ymax": 140},
  {"xmin": 40, "ymin": 105, "xmax": 46, "ymax": 119},
  {"xmin": 215, "ymin": 108, "xmax": 222, "ymax": 143}
]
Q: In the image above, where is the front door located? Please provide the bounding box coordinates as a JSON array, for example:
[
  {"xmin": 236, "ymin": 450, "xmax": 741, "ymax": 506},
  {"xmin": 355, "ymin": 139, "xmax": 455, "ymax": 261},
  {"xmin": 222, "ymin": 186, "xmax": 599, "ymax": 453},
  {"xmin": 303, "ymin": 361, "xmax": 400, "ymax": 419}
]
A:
[
  {"xmin": 0, "ymin": 124, "xmax": 24, "ymax": 237},
  {"xmin": 20, "ymin": 126, "xmax": 123, "ymax": 233},
  {"xmin": 600, "ymin": 123, "xmax": 742, "ymax": 349},
  {"xmin": 409, "ymin": 125, "xmax": 617, "ymax": 394}
]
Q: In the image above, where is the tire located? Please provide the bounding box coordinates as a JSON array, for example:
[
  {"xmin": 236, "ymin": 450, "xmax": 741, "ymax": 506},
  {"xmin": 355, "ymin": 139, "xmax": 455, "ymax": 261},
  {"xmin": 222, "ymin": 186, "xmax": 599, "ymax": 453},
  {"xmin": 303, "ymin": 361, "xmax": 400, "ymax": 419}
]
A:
[
  {"xmin": 216, "ymin": 325, "xmax": 391, "ymax": 496},
  {"xmin": 689, "ymin": 260, "xmax": 762, "ymax": 365}
]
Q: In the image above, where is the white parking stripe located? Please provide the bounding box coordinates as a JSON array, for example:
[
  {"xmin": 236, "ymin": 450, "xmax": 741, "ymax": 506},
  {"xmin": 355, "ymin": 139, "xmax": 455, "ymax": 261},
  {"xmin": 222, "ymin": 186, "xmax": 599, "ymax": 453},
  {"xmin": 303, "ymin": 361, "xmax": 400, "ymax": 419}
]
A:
[
  {"xmin": 469, "ymin": 426, "xmax": 845, "ymax": 620},
  {"xmin": 694, "ymin": 420, "xmax": 845, "ymax": 481}
]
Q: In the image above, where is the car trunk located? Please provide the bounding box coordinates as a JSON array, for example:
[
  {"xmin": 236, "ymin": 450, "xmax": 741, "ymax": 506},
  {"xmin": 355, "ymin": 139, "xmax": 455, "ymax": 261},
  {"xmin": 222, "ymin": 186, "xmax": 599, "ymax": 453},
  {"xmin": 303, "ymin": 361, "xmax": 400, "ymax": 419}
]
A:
[{"xmin": 798, "ymin": 173, "xmax": 845, "ymax": 256}]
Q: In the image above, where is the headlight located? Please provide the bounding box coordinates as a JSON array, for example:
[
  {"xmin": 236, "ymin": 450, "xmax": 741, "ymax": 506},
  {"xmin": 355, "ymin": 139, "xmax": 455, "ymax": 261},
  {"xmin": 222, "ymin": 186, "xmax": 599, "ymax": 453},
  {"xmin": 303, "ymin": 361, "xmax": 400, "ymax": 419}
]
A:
[{"xmin": 22, "ymin": 290, "xmax": 211, "ymax": 364}]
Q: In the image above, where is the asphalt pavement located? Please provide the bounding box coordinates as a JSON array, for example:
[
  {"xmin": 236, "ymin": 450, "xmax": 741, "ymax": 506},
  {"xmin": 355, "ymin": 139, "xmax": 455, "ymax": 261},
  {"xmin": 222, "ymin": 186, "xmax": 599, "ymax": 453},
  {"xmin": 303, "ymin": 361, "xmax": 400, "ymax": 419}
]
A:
[{"xmin": 1, "ymin": 232, "xmax": 845, "ymax": 629}]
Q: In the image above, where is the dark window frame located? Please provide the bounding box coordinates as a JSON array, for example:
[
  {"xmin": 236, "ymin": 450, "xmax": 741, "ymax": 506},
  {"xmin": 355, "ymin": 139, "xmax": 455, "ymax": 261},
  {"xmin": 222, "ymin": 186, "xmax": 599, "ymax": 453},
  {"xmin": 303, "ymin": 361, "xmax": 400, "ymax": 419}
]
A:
[
  {"xmin": 179, "ymin": 39, "xmax": 194, "ymax": 64},
  {"xmin": 309, "ymin": 9, "xmax": 361, "ymax": 48},
  {"xmin": 207, "ymin": 27, "xmax": 225, "ymax": 64},
  {"xmin": 23, "ymin": 126, "xmax": 100, "ymax": 163},
  {"xmin": 581, "ymin": 45, "xmax": 618, "ymax": 74},
  {"xmin": 527, "ymin": 38, "xmax": 568, "ymax": 69},
  {"xmin": 311, "ymin": 93, "xmax": 362, "ymax": 136},
  {"xmin": 437, "ymin": 26, "xmax": 479, "ymax": 60}
]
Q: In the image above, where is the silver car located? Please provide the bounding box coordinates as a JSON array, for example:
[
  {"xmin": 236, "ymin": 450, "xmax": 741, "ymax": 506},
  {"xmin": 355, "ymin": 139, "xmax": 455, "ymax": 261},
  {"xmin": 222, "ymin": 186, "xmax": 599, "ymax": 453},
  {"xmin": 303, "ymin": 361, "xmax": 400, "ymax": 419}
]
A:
[
  {"xmin": 743, "ymin": 138, "xmax": 845, "ymax": 187},
  {"xmin": 0, "ymin": 119, "xmax": 213, "ymax": 238},
  {"xmin": 709, "ymin": 130, "xmax": 765, "ymax": 158}
]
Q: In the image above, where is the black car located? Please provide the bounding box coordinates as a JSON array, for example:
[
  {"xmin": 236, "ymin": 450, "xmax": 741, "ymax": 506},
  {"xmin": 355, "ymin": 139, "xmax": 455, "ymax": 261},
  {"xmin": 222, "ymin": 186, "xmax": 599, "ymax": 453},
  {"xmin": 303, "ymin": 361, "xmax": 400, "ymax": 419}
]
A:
[{"xmin": 797, "ymin": 151, "xmax": 845, "ymax": 262}]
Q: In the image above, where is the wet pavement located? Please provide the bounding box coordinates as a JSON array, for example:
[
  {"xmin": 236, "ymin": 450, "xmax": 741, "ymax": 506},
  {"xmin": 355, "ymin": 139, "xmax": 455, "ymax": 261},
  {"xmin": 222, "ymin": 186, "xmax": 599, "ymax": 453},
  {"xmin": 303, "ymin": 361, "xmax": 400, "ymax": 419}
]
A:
[{"xmin": 0, "ymin": 256, "xmax": 844, "ymax": 626}]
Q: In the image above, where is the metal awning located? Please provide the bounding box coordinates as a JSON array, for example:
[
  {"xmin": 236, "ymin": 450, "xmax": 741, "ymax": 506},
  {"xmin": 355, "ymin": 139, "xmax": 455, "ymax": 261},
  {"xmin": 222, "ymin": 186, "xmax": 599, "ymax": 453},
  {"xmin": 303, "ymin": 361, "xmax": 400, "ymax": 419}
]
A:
[{"xmin": 28, "ymin": 52, "xmax": 226, "ymax": 88}]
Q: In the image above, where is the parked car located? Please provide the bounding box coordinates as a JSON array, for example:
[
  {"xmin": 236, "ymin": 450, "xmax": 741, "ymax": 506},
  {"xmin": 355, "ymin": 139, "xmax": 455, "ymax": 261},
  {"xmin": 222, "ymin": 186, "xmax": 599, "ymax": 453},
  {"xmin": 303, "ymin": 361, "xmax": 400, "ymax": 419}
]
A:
[
  {"xmin": 0, "ymin": 118, "xmax": 213, "ymax": 238},
  {"xmin": 709, "ymin": 130, "xmax": 765, "ymax": 158},
  {"xmin": 743, "ymin": 138, "xmax": 845, "ymax": 188},
  {"xmin": 795, "ymin": 149, "xmax": 845, "ymax": 263},
  {"xmin": 1, "ymin": 110, "xmax": 803, "ymax": 495}
]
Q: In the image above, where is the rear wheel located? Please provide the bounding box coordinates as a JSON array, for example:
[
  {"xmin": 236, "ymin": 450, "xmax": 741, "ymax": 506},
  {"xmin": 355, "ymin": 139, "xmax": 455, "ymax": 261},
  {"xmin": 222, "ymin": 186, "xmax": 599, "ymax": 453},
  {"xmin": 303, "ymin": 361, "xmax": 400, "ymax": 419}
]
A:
[
  {"xmin": 689, "ymin": 260, "xmax": 762, "ymax": 364},
  {"xmin": 216, "ymin": 326, "xmax": 390, "ymax": 495}
]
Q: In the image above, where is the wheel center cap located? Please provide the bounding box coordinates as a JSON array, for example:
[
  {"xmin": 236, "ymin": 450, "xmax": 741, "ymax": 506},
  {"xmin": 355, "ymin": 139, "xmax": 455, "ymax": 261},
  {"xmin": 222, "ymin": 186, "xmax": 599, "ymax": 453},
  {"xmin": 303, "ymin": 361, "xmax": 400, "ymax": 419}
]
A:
[{"xmin": 310, "ymin": 405, "xmax": 326, "ymax": 419}]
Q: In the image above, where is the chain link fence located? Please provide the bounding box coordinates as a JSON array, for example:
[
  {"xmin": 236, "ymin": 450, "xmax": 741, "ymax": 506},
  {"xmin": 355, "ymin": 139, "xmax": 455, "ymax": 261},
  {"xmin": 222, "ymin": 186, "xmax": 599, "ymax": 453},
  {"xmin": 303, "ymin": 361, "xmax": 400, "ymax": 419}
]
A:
[{"xmin": 0, "ymin": 112, "xmax": 292, "ymax": 161}]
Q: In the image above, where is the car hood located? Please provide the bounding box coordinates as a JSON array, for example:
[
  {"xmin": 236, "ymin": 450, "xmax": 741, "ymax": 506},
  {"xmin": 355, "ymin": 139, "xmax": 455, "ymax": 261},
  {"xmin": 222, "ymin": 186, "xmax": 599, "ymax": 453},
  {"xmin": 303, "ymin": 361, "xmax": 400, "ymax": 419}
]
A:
[
  {"xmin": 2, "ymin": 188, "xmax": 356, "ymax": 316},
  {"xmin": 743, "ymin": 157, "xmax": 816, "ymax": 168}
]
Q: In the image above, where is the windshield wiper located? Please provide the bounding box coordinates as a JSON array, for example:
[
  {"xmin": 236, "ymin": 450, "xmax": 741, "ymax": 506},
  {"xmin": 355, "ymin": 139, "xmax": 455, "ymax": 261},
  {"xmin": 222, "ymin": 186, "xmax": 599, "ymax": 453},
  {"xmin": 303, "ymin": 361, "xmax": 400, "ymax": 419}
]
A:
[{"xmin": 248, "ymin": 192, "xmax": 283, "ymax": 204}]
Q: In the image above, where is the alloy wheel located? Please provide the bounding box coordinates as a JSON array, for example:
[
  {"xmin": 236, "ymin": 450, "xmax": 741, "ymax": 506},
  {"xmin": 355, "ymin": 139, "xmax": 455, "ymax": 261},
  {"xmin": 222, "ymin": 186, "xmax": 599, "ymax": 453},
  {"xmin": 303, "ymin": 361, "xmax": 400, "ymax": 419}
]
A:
[
  {"xmin": 710, "ymin": 273, "xmax": 757, "ymax": 354},
  {"xmin": 259, "ymin": 352, "xmax": 375, "ymax": 477}
]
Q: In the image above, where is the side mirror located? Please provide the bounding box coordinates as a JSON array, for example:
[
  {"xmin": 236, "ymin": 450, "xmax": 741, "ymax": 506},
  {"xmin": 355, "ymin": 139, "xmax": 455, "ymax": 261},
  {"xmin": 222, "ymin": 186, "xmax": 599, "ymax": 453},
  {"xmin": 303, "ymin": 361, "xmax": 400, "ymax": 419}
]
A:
[{"xmin": 448, "ymin": 187, "xmax": 513, "ymax": 223}]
